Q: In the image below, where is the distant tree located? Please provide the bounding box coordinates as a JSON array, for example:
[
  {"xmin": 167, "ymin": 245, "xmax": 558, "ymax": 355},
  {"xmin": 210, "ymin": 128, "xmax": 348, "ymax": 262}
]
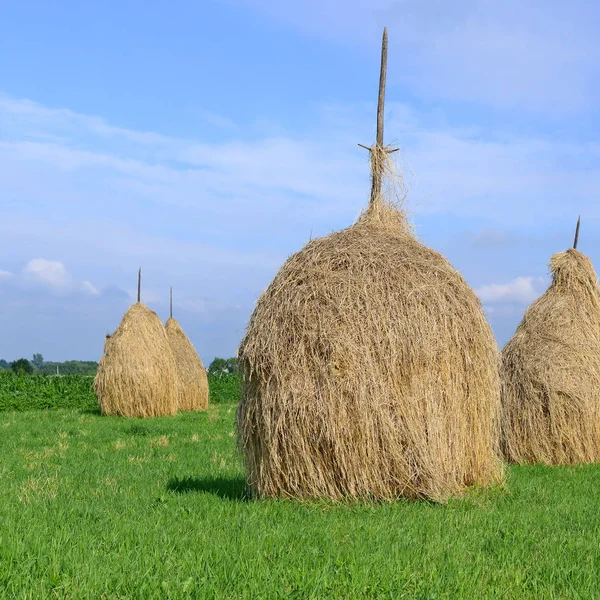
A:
[
  {"xmin": 208, "ymin": 357, "xmax": 238, "ymax": 375},
  {"xmin": 0, "ymin": 359, "xmax": 8, "ymax": 370},
  {"xmin": 11, "ymin": 358, "xmax": 34, "ymax": 375},
  {"xmin": 225, "ymin": 357, "xmax": 239, "ymax": 374},
  {"xmin": 208, "ymin": 358, "xmax": 227, "ymax": 375},
  {"xmin": 32, "ymin": 353, "xmax": 44, "ymax": 369},
  {"xmin": 37, "ymin": 360, "xmax": 98, "ymax": 376}
]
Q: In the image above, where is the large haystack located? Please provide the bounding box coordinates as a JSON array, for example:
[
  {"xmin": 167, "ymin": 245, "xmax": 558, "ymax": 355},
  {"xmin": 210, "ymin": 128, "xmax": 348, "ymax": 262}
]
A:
[
  {"xmin": 94, "ymin": 271, "xmax": 178, "ymax": 417},
  {"xmin": 501, "ymin": 244, "xmax": 600, "ymax": 465},
  {"xmin": 165, "ymin": 288, "xmax": 209, "ymax": 411},
  {"xmin": 236, "ymin": 29, "xmax": 503, "ymax": 502}
]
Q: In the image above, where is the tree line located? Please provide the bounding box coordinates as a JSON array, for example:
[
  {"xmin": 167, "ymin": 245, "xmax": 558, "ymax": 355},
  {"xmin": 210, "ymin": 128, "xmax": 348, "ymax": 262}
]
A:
[{"xmin": 0, "ymin": 354, "xmax": 239, "ymax": 376}]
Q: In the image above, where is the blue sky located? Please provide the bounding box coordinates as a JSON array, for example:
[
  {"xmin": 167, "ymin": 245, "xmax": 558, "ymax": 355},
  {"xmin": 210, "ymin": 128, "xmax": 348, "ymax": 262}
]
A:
[{"xmin": 1, "ymin": 0, "xmax": 600, "ymax": 364}]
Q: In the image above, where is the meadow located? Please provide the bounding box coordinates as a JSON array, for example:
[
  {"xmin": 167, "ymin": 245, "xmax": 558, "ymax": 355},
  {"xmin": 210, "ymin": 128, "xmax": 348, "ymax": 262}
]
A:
[{"xmin": 1, "ymin": 375, "xmax": 600, "ymax": 598}]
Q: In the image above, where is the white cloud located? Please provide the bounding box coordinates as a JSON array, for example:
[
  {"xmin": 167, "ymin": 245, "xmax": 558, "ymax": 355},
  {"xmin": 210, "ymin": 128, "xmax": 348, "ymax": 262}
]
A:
[
  {"xmin": 476, "ymin": 276, "xmax": 546, "ymax": 304},
  {"xmin": 0, "ymin": 270, "xmax": 13, "ymax": 279},
  {"xmin": 23, "ymin": 259, "xmax": 71, "ymax": 287},
  {"xmin": 21, "ymin": 258, "xmax": 99, "ymax": 296}
]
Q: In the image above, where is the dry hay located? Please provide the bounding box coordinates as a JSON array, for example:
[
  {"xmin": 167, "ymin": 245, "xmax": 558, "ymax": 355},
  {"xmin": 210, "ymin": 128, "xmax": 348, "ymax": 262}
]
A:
[
  {"xmin": 236, "ymin": 146, "xmax": 503, "ymax": 502},
  {"xmin": 94, "ymin": 303, "xmax": 178, "ymax": 417},
  {"xmin": 165, "ymin": 317, "xmax": 209, "ymax": 411},
  {"xmin": 501, "ymin": 249, "xmax": 600, "ymax": 465}
]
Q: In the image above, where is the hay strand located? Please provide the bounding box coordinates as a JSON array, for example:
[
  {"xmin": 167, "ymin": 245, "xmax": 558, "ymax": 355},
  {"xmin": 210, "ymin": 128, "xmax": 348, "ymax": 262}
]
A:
[{"xmin": 501, "ymin": 248, "xmax": 600, "ymax": 464}]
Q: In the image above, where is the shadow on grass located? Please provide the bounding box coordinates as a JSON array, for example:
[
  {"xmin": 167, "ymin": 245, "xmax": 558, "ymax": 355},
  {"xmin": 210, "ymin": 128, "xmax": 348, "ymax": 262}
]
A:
[
  {"xmin": 80, "ymin": 406, "xmax": 102, "ymax": 415},
  {"xmin": 167, "ymin": 476, "xmax": 249, "ymax": 502}
]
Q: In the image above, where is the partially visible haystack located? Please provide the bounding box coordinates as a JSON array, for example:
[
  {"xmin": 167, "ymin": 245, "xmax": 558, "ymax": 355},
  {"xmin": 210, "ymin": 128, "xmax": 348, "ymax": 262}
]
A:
[
  {"xmin": 94, "ymin": 270, "xmax": 178, "ymax": 417},
  {"xmin": 236, "ymin": 28, "xmax": 503, "ymax": 502},
  {"xmin": 165, "ymin": 288, "xmax": 209, "ymax": 411},
  {"xmin": 501, "ymin": 245, "xmax": 600, "ymax": 465}
]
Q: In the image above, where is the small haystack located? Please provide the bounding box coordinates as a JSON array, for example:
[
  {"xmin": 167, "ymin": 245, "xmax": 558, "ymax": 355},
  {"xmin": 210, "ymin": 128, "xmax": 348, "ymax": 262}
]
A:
[
  {"xmin": 236, "ymin": 28, "xmax": 503, "ymax": 502},
  {"xmin": 165, "ymin": 287, "xmax": 209, "ymax": 411},
  {"xmin": 501, "ymin": 219, "xmax": 600, "ymax": 464},
  {"xmin": 94, "ymin": 269, "xmax": 178, "ymax": 417}
]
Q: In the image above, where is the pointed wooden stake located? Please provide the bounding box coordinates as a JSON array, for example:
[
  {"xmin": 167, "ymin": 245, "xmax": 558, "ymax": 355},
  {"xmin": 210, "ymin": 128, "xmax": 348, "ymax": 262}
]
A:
[
  {"xmin": 170, "ymin": 287, "xmax": 173, "ymax": 318},
  {"xmin": 376, "ymin": 27, "xmax": 388, "ymax": 148},
  {"xmin": 137, "ymin": 268, "xmax": 141, "ymax": 303},
  {"xmin": 365, "ymin": 27, "xmax": 389, "ymax": 206},
  {"xmin": 573, "ymin": 215, "xmax": 581, "ymax": 249}
]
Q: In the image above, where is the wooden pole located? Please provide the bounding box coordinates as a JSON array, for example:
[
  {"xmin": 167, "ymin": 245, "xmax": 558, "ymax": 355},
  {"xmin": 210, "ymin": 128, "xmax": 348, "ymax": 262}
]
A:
[
  {"xmin": 376, "ymin": 27, "xmax": 388, "ymax": 148},
  {"xmin": 573, "ymin": 215, "xmax": 581, "ymax": 249},
  {"xmin": 369, "ymin": 27, "xmax": 388, "ymax": 205},
  {"xmin": 137, "ymin": 268, "xmax": 141, "ymax": 303},
  {"xmin": 170, "ymin": 287, "xmax": 173, "ymax": 319}
]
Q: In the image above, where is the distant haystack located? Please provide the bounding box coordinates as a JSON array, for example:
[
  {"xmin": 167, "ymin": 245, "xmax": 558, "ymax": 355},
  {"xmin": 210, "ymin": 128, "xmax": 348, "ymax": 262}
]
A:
[
  {"xmin": 501, "ymin": 220, "xmax": 600, "ymax": 465},
  {"xmin": 94, "ymin": 269, "xmax": 178, "ymax": 417},
  {"xmin": 501, "ymin": 224, "xmax": 600, "ymax": 465},
  {"xmin": 236, "ymin": 28, "xmax": 503, "ymax": 502},
  {"xmin": 165, "ymin": 288, "xmax": 209, "ymax": 411}
]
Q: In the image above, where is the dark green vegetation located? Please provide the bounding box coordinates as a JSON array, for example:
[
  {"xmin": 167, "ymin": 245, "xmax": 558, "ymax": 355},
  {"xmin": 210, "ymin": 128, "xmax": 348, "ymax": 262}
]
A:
[
  {"xmin": 9, "ymin": 358, "xmax": 34, "ymax": 375},
  {"xmin": 36, "ymin": 360, "xmax": 99, "ymax": 376},
  {"xmin": 0, "ymin": 356, "xmax": 99, "ymax": 376},
  {"xmin": 0, "ymin": 373, "xmax": 98, "ymax": 411},
  {"xmin": 0, "ymin": 356, "xmax": 237, "ymax": 377},
  {"xmin": 0, "ymin": 409, "xmax": 599, "ymax": 598},
  {"xmin": 208, "ymin": 372, "xmax": 241, "ymax": 405},
  {"xmin": 0, "ymin": 372, "xmax": 241, "ymax": 411}
]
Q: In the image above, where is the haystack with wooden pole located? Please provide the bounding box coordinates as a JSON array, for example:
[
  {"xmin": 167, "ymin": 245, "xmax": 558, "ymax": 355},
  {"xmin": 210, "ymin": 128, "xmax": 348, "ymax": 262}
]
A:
[
  {"xmin": 501, "ymin": 218, "xmax": 600, "ymax": 464},
  {"xmin": 94, "ymin": 269, "xmax": 178, "ymax": 417},
  {"xmin": 165, "ymin": 287, "xmax": 209, "ymax": 411},
  {"xmin": 236, "ymin": 28, "xmax": 503, "ymax": 502}
]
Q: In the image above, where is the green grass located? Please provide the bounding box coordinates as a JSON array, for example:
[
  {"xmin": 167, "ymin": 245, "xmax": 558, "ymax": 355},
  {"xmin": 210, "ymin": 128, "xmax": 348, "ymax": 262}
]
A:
[
  {"xmin": 1, "ymin": 406, "xmax": 600, "ymax": 598},
  {"xmin": 0, "ymin": 372, "xmax": 240, "ymax": 411}
]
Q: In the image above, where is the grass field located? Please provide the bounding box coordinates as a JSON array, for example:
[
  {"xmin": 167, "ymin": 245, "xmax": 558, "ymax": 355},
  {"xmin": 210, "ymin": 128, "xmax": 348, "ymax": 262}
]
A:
[{"xmin": 1, "ymin": 403, "xmax": 600, "ymax": 599}]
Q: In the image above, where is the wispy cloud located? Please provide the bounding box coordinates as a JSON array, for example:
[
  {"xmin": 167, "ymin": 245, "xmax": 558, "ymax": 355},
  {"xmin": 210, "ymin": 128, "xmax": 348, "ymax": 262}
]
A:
[
  {"xmin": 21, "ymin": 259, "xmax": 99, "ymax": 296},
  {"xmin": 230, "ymin": 0, "xmax": 600, "ymax": 115},
  {"xmin": 476, "ymin": 276, "xmax": 546, "ymax": 304},
  {"xmin": 3, "ymin": 95, "xmax": 600, "ymax": 231}
]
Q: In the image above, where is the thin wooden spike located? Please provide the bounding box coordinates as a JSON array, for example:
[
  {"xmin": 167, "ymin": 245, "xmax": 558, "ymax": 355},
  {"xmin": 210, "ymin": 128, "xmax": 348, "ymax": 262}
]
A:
[
  {"xmin": 573, "ymin": 215, "xmax": 581, "ymax": 249},
  {"xmin": 170, "ymin": 287, "xmax": 173, "ymax": 318},
  {"xmin": 376, "ymin": 27, "xmax": 388, "ymax": 148},
  {"xmin": 137, "ymin": 268, "xmax": 141, "ymax": 303},
  {"xmin": 370, "ymin": 27, "xmax": 388, "ymax": 206}
]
